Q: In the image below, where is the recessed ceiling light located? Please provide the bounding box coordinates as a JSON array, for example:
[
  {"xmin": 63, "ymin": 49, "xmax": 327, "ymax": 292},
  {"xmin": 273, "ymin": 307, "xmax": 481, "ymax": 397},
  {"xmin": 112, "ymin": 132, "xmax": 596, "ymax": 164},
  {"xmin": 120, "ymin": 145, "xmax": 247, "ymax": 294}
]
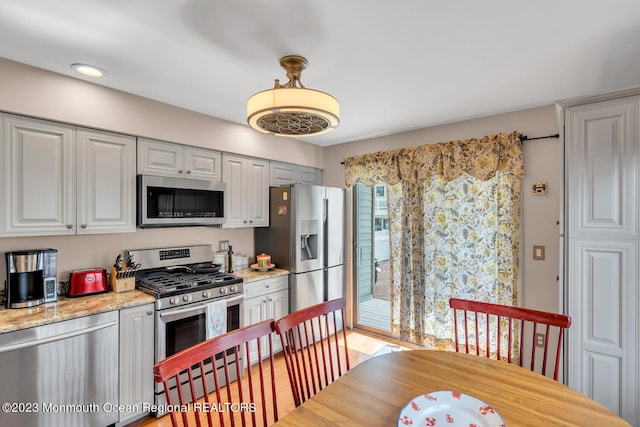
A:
[{"xmin": 70, "ymin": 63, "xmax": 106, "ymax": 78}]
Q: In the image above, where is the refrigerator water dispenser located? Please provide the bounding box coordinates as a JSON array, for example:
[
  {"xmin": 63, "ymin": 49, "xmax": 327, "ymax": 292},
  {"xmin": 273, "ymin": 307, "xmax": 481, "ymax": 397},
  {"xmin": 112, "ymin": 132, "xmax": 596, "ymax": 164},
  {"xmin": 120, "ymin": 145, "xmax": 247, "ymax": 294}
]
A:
[{"xmin": 300, "ymin": 220, "xmax": 319, "ymax": 260}]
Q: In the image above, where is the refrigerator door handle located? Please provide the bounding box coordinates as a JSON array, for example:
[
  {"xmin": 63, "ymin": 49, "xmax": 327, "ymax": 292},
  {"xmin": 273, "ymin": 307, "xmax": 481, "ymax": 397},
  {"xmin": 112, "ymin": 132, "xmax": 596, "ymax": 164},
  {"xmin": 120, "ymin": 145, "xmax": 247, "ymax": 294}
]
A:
[{"xmin": 323, "ymin": 198, "xmax": 328, "ymax": 223}]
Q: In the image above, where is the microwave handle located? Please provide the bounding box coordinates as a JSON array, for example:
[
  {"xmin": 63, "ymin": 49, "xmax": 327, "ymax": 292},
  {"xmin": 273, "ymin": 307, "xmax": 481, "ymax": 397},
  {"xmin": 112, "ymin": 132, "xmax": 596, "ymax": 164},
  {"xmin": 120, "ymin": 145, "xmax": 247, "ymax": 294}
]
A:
[{"xmin": 158, "ymin": 295, "xmax": 244, "ymax": 318}]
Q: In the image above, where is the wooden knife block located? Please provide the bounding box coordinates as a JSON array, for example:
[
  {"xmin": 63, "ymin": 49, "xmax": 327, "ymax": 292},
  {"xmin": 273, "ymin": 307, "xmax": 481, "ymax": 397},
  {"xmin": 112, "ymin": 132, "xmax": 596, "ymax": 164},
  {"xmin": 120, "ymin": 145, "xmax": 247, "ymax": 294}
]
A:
[{"xmin": 110, "ymin": 266, "xmax": 136, "ymax": 293}]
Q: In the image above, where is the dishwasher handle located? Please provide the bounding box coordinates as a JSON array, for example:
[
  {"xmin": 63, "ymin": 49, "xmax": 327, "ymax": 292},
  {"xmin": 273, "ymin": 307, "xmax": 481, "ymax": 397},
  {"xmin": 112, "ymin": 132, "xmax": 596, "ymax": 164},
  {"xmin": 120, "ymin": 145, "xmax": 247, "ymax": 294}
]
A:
[{"xmin": 0, "ymin": 320, "xmax": 118, "ymax": 353}]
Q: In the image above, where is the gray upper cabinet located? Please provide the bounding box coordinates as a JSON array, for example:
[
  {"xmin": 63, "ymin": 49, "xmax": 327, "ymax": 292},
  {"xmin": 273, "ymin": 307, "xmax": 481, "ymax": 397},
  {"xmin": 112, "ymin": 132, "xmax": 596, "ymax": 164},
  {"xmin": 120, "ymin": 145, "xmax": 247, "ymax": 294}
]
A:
[
  {"xmin": 137, "ymin": 137, "xmax": 222, "ymax": 181},
  {"xmin": 1, "ymin": 114, "xmax": 136, "ymax": 236},
  {"xmin": 270, "ymin": 161, "xmax": 322, "ymax": 186},
  {"xmin": 223, "ymin": 153, "xmax": 269, "ymax": 228}
]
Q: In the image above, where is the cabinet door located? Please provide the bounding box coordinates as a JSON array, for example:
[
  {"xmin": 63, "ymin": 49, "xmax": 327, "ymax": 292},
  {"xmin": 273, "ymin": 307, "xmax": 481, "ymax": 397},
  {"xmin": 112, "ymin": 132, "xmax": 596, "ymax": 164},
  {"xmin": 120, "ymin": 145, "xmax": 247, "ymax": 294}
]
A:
[
  {"xmin": 137, "ymin": 138, "xmax": 184, "ymax": 177},
  {"xmin": 566, "ymin": 98, "xmax": 638, "ymax": 238},
  {"xmin": 77, "ymin": 128, "xmax": 136, "ymax": 234},
  {"xmin": 223, "ymin": 154, "xmax": 269, "ymax": 228},
  {"xmin": 1, "ymin": 114, "xmax": 76, "ymax": 236},
  {"xmin": 568, "ymin": 240, "xmax": 637, "ymax": 422},
  {"xmin": 268, "ymin": 289, "xmax": 289, "ymax": 354},
  {"xmin": 245, "ymin": 158, "xmax": 270, "ymax": 227},
  {"xmin": 184, "ymin": 147, "xmax": 222, "ymax": 181},
  {"xmin": 244, "ymin": 295, "xmax": 268, "ymax": 364},
  {"xmin": 299, "ymin": 165, "xmax": 322, "ymax": 185},
  {"xmin": 119, "ymin": 304, "xmax": 155, "ymax": 423},
  {"xmin": 270, "ymin": 161, "xmax": 297, "ymax": 186},
  {"xmin": 222, "ymin": 154, "xmax": 247, "ymax": 227}
]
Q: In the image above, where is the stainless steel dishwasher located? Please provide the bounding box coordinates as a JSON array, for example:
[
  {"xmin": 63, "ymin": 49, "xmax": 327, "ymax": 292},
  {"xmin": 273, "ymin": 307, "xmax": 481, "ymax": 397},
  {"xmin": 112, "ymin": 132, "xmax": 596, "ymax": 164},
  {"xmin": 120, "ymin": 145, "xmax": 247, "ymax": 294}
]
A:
[{"xmin": 0, "ymin": 311, "xmax": 119, "ymax": 427}]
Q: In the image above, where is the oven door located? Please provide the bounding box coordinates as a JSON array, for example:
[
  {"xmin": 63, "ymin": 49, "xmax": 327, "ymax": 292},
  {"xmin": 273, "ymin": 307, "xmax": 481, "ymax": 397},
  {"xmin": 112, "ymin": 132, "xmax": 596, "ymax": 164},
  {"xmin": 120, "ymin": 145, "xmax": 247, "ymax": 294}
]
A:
[{"xmin": 154, "ymin": 294, "xmax": 244, "ymax": 411}]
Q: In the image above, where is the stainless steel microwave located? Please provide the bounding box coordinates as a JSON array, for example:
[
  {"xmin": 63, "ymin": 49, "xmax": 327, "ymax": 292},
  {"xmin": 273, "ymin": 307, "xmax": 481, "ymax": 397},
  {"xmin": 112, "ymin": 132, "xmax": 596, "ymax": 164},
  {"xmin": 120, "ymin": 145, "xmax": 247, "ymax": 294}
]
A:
[{"xmin": 137, "ymin": 175, "xmax": 225, "ymax": 227}]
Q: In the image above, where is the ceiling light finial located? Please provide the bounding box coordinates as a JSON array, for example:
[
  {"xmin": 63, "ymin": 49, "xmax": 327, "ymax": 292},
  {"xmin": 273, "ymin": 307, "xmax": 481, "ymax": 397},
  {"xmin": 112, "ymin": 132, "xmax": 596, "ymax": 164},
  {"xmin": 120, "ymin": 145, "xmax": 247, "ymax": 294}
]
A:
[{"xmin": 247, "ymin": 55, "xmax": 339, "ymax": 137}]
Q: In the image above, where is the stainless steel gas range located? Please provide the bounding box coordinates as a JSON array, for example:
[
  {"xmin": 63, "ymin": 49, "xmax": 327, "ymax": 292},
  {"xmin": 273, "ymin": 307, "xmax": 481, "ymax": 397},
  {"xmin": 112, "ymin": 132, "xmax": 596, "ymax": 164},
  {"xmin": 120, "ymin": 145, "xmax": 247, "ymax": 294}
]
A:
[{"xmin": 127, "ymin": 244, "xmax": 244, "ymax": 416}]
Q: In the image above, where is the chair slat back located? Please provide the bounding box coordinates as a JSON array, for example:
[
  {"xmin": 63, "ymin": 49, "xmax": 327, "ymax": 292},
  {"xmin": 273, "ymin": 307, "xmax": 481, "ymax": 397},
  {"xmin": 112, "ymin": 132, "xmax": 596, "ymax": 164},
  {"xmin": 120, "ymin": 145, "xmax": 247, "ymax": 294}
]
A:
[
  {"xmin": 154, "ymin": 319, "xmax": 279, "ymax": 427},
  {"xmin": 273, "ymin": 298, "xmax": 350, "ymax": 407},
  {"xmin": 449, "ymin": 298, "xmax": 572, "ymax": 381}
]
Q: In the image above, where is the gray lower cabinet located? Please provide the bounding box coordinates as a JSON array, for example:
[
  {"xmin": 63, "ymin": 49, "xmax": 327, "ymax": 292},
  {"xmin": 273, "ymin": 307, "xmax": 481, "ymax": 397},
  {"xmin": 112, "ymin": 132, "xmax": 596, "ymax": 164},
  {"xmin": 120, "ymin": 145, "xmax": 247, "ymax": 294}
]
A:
[
  {"xmin": 0, "ymin": 311, "xmax": 119, "ymax": 427},
  {"xmin": 244, "ymin": 275, "xmax": 289, "ymax": 362},
  {"xmin": 118, "ymin": 303, "xmax": 155, "ymax": 424}
]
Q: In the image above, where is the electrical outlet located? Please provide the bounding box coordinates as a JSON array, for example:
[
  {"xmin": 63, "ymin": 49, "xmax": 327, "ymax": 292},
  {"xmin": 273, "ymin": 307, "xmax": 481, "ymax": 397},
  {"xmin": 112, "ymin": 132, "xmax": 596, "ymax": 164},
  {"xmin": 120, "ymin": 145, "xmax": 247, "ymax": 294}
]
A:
[
  {"xmin": 219, "ymin": 240, "xmax": 229, "ymax": 251},
  {"xmin": 535, "ymin": 333, "xmax": 545, "ymax": 348}
]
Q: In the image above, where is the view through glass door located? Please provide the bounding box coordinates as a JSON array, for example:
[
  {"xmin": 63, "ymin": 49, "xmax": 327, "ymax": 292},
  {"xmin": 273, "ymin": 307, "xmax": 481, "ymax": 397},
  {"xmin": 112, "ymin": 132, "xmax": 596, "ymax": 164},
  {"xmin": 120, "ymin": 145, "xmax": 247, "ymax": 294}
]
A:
[{"xmin": 354, "ymin": 183, "xmax": 392, "ymax": 334}]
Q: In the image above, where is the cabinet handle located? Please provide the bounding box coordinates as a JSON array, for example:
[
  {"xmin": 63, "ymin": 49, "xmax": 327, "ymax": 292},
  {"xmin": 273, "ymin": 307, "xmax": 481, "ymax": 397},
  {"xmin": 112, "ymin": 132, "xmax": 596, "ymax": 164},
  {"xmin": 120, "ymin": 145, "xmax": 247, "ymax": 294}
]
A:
[
  {"xmin": 243, "ymin": 220, "xmax": 248, "ymax": 224},
  {"xmin": 81, "ymin": 224, "xmax": 87, "ymax": 229},
  {"xmin": 66, "ymin": 224, "xmax": 73, "ymax": 229},
  {"xmin": 146, "ymin": 311, "xmax": 153, "ymax": 316},
  {"xmin": 186, "ymin": 170, "xmax": 191, "ymax": 174},
  {"xmin": 178, "ymin": 169, "xmax": 183, "ymax": 174},
  {"xmin": 249, "ymin": 220, "xmax": 253, "ymax": 223},
  {"xmin": 265, "ymin": 285, "xmax": 270, "ymax": 288}
]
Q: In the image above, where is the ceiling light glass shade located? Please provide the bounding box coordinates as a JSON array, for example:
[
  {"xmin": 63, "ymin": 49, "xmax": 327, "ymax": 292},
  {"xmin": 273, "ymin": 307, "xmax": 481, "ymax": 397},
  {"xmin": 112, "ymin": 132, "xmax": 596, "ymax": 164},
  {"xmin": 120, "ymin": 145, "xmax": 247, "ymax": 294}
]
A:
[
  {"xmin": 247, "ymin": 87, "xmax": 339, "ymax": 137},
  {"xmin": 247, "ymin": 55, "xmax": 339, "ymax": 137},
  {"xmin": 71, "ymin": 63, "xmax": 105, "ymax": 77}
]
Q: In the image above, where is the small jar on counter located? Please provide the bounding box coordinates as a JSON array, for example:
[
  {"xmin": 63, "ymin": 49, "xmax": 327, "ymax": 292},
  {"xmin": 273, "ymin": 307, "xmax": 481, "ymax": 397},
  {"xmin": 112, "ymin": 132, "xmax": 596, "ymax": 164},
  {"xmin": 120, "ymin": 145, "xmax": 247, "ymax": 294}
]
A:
[{"xmin": 213, "ymin": 252, "xmax": 226, "ymax": 272}]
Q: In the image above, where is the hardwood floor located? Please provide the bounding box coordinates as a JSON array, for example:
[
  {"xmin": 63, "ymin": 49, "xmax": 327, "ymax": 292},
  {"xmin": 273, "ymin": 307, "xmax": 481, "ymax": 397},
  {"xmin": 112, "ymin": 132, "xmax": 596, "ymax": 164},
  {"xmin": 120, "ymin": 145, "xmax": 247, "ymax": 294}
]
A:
[{"xmin": 128, "ymin": 329, "xmax": 415, "ymax": 426}]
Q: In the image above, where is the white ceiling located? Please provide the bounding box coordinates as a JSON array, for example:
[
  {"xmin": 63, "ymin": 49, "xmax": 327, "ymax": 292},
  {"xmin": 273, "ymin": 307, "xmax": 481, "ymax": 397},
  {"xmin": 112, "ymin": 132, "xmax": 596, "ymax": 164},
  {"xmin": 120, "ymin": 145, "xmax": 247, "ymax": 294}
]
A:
[{"xmin": 1, "ymin": 1, "xmax": 639, "ymax": 147}]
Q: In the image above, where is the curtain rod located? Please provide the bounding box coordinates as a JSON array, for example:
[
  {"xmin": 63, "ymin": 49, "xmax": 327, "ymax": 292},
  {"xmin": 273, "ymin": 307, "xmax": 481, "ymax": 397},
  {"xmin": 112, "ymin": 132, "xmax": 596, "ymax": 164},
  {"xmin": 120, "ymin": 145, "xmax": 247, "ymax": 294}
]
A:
[
  {"xmin": 520, "ymin": 133, "xmax": 560, "ymax": 141},
  {"xmin": 339, "ymin": 133, "xmax": 560, "ymax": 164}
]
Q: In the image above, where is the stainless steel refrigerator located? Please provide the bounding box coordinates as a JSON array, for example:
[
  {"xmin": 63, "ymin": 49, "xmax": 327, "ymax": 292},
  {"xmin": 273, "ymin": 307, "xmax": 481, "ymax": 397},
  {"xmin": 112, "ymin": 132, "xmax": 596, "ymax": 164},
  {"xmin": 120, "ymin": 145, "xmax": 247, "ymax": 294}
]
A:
[{"xmin": 255, "ymin": 184, "xmax": 345, "ymax": 312}]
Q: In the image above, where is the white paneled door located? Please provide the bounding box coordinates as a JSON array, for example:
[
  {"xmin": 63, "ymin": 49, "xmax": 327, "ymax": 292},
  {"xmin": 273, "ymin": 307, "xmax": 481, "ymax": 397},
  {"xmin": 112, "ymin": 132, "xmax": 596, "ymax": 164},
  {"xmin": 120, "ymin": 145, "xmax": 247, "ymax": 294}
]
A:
[{"xmin": 565, "ymin": 93, "xmax": 640, "ymax": 426}]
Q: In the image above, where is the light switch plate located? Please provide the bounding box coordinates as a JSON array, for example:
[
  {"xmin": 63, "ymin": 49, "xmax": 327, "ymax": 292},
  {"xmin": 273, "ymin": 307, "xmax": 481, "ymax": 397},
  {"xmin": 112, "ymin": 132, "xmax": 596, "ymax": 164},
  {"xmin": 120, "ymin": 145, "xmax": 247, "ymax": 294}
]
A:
[
  {"xmin": 533, "ymin": 245, "xmax": 545, "ymax": 260},
  {"xmin": 219, "ymin": 240, "xmax": 229, "ymax": 251}
]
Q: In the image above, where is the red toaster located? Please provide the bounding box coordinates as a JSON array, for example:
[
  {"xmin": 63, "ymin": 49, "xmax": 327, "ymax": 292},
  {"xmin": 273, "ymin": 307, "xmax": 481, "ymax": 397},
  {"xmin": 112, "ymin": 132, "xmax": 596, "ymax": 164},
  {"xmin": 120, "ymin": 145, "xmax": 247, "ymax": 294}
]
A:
[{"xmin": 67, "ymin": 268, "xmax": 109, "ymax": 297}]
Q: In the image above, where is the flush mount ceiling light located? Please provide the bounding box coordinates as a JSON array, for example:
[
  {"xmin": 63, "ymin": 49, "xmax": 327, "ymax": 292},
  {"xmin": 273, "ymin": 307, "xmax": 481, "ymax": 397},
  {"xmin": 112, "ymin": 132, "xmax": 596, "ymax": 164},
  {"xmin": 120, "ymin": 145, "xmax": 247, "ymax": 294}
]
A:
[
  {"xmin": 70, "ymin": 63, "xmax": 106, "ymax": 78},
  {"xmin": 247, "ymin": 55, "xmax": 339, "ymax": 137}
]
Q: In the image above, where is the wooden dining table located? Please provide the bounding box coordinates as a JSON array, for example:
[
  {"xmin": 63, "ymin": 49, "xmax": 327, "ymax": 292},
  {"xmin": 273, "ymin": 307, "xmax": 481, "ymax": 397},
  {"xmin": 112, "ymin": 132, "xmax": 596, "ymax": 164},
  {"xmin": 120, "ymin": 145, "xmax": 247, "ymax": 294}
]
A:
[{"xmin": 273, "ymin": 349, "xmax": 630, "ymax": 426}]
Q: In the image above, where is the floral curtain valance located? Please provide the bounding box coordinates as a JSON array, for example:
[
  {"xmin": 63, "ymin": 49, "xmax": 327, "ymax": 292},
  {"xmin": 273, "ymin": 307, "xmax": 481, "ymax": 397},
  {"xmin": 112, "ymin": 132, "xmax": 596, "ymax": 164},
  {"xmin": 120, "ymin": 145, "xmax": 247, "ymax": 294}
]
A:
[{"xmin": 343, "ymin": 131, "xmax": 524, "ymax": 187}]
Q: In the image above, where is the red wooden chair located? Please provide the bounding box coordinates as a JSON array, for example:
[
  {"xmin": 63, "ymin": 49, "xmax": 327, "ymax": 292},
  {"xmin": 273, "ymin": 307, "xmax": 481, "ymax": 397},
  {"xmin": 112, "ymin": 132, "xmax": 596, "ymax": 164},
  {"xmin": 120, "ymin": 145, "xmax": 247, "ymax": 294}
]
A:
[
  {"xmin": 273, "ymin": 298, "xmax": 350, "ymax": 406},
  {"xmin": 154, "ymin": 319, "xmax": 279, "ymax": 427},
  {"xmin": 449, "ymin": 298, "xmax": 572, "ymax": 381}
]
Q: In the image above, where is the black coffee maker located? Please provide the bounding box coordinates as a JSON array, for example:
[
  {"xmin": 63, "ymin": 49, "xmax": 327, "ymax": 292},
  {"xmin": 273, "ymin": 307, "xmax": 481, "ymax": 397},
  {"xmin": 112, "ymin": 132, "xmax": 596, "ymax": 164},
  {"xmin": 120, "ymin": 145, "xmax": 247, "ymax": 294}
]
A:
[{"xmin": 4, "ymin": 249, "xmax": 58, "ymax": 308}]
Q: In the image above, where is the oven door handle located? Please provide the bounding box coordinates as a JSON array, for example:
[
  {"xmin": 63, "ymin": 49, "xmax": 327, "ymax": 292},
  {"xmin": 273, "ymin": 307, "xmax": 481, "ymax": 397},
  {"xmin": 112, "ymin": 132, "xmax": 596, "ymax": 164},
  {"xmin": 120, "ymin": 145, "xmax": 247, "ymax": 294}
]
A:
[
  {"xmin": 158, "ymin": 295, "xmax": 244, "ymax": 318},
  {"xmin": 159, "ymin": 303, "xmax": 207, "ymax": 318}
]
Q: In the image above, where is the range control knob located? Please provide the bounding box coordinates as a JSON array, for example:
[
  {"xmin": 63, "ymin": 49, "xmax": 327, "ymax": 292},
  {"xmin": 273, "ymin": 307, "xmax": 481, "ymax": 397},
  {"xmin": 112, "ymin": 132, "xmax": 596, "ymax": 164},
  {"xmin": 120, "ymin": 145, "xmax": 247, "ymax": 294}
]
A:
[
  {"xmin": 170, "ymin": 297, "xmax": 180, "ymax": 305},
  {"xmin": 202, "ymin": 290, "xmax": 211, "ymax": 298},
  {"xmin": 230, "ymin": 285, "xmax": 238, "ymax": 292},
  {"xmin": 183, "ymin": 294, "xmax": 193, "ymax": 302},
  {"xmin": 219, "ymin": 287, "xmax": 228, "ymax": 295}
]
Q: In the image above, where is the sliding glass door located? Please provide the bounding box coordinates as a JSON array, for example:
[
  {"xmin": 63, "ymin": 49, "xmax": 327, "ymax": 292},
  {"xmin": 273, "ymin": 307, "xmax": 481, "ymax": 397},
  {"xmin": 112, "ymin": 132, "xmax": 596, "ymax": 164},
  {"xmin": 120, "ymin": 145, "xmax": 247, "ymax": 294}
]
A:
[{"xmin": 353, "ymin": 183, "xmax": 392, "ymax": 334}]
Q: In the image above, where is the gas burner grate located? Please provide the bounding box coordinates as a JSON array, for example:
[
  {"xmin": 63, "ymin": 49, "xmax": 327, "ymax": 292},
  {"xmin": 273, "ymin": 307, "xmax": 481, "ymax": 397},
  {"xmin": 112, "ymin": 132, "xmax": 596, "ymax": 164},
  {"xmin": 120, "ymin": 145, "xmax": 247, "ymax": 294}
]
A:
[{"xmin": 135, "ymin": 267, "xmax": 243, "ymax": 298}]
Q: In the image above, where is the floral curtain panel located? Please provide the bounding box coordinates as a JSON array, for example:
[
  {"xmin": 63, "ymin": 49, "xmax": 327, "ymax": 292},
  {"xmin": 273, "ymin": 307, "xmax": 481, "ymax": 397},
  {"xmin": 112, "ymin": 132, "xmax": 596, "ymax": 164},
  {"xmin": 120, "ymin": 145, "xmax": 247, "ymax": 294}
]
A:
[{"xmin": 344, "ymin": 132, "xmax": 524, "ymax": 350}]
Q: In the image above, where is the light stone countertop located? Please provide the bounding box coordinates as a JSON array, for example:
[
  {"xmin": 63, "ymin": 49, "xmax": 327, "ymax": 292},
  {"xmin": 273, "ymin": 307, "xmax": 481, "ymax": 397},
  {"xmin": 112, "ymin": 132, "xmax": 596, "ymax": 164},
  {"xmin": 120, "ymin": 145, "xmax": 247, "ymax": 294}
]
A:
[
  {"xmin": 0, "ymin": 269, "xmax": 289, "ymax": 334},
  {"xmin": 0, "ymin": 290, "xmax": 155, "ymax": 334},
  {"xmin": 231, "ymin": 267, "xmax": 289, "ymax": 283}
]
